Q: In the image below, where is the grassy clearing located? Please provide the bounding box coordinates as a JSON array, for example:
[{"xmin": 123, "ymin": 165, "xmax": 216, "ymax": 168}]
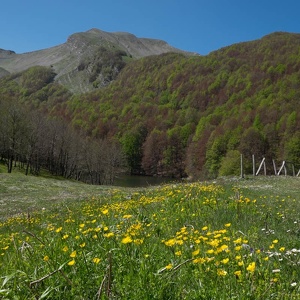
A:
[
  {"xmin": 0, "ymin": 174, "xmax": 300, "ymax": 299},
  {"xmin": 0, "ymin": 171, "xmax": 116, "ymax": 220}
]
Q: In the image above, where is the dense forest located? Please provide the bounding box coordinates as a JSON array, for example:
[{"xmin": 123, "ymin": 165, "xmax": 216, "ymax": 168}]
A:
[{"xmin": 0, "ymin": 32, "xmax": 300, "ymax": 181}]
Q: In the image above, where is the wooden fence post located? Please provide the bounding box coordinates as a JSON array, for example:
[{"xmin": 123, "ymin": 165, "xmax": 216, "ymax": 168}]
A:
[
  {"xmin": 256, "ymin": 157, "xmax": 266, "ymax": 176},
  {"xmin": 277, "ymin": 161, "xmax": 286, "ymax": 176},
  {"xmin": 272, "ymin": 159, "xmax": 277, "ymax": 175}
]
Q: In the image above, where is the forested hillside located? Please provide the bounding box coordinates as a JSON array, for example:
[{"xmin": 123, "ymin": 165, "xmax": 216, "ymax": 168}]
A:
[{"xmin": 0, "ymin": 32, "xmax": 300, "ymax": 181}]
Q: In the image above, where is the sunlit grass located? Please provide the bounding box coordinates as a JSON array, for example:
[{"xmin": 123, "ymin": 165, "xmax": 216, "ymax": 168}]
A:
[{"xmin": 0, "ymin": 176, "xmax": 300, "ymax": 299}]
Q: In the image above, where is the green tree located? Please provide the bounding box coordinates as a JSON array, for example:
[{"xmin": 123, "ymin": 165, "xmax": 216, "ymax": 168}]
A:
[
  {"xmin": 219, "ymin": 150, "xmax": 241, "ymax": 176},
  {"xmin": 284, "ymin": 133, "xmax": 300, "ymax": 165},
  {"xmin": 205, "ymin": 135, "xmax": 228, "ymax": 178},
  {"xmin": 121, "ymin": 126, "xmax": 147, "ymax": 174}
]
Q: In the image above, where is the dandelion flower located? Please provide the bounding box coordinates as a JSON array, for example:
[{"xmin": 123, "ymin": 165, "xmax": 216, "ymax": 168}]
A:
[
  {"xmin": 234, "ymin": 270, "xmax": 242, "ymax": 277},
  {"xmin": 103, "ymin": 232, "xmax": 114, "ymax": 238},
  {"xmin": 221, "ymin": 258, "xmax": 229, "ymax": 264},
  {"xmin": 123, "ymin": 214, "xmax": 133, "ymax": 219},
  {"xmin": 62, "ymin": 246, "xmax": 69, "ymax": 252},
  {"xmin": 217, "ymin": 269, "xmax": 227, "ymax": 276},
  {"xmin": 175, "ymin": 251, "xmax": 182, "ymax": 256},
  {"xmin": 165, "ymin": 263, "xmax": 173, "ymax": 270},
  {"xmin": 192, "ymin": 249, "xmax": 200, "ymax": 257},
  {"xmin": 225, "ymin": 223, "xmax": 231, "ymax": 227},
  {"xmin": 56, "ymin": 227, "xmax": 63, "ymax": 233},
  {"xmin": 68, "ymin": 259, "xmax": 75, "ymax": 266},
  {"xmin": 80, "ymin": 242, "xmax": 86, "ymax": 248},
  {"xmin": 43, "ymin": 255, "xmax": 49, "ymax": 262},
  {"xmin": 193, "ymin": 257, "xmax": 206, "ymax": 264},
  {"xmin": 70, "ymin": 251, "xmax": 77, "ymax": 258},
  {"xmin": 279, "ymin": 247, "xmax": 285, "ymax": 252},
  {"xmin": 121, "ymin": 236, "xmax": 133, "ymax": 244},
  {"xmin": 246, "ymin": 262, "xmax": 255, "ymax": 273},
  {"xmin": 164, "ymin": 238, "xmax": 176, "ymax": 247},
  {"xmin": 234, "ymin": 238, "xmax": 242, "ymax": 244},
  {"xmin": 93, "ymin": 257, "xmax": 101, "ymax": 264}
]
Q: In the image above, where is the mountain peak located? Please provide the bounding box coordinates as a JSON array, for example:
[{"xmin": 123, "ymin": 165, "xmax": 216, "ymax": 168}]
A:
[{"xmin": 0, "ymin": 28, "xmax": 192, "ymax": 93}]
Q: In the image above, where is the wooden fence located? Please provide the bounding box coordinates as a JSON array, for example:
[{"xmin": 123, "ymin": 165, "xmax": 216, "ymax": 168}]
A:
[{"xmin": 240, "ymin": 154, "xmax": 300, "ymax": 178}]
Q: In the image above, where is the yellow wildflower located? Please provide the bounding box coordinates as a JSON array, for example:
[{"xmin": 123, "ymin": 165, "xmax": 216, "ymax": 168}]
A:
[
  {"xmin": 164, "ymin": 238, "xmax": 176, "ymax": 247},
  {"xmin": 234, "ymin": 270, "xmax": 242, "ymax": 277},
  {"xmin": 234, "ymin": 238, "xmax": 242, "ymax": 244},
  {"xmin": 123, "ymin": 214, "xmax": 133, "ymax": 219},
  {"xmin": 93, "ymin": 257, "xmax": 101, "ymax": 264},
  {"xmin": 103, "ymin": 232, "xmax": 114, "ymax": 238},
  {"xmin": 55, "ymin": 227, "xmax": 62, "ymax": 233},
  {"xmin": 221, "ymin": 258, "xmax": 229, "ymax": 264},
  {"xmin": 121, "ymin": 236, "xmax": 133, "ymax": 244},
  {"xmin": 70, "ymin": 251, "xmax": 76, "ymax": 258},
  {"xmin": 133, "ymin": 239, "xmax": 144, "ymax": 245},
  {"xmin": 246, "ymin": 262, "xmax": 255, "ymax": 273},
  {"xmin": 43, "ymin": 255, "xmax": 49, "ymax": 262},
  {"xmin": 217, "ymin": 269, "xmax": 227, "ymax": 276},
  {"xmin": 68, "ymin": 259, "xmax": 75, "ymax": 266}
]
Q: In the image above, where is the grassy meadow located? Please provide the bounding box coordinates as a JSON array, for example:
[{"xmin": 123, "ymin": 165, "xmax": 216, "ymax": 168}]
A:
[{"xmin": 0, "ymin": 169, "xmax": 300, "ymax": 299}]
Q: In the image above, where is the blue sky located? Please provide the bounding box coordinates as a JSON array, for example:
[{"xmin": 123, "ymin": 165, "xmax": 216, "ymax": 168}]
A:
[{"xmin": 2, "ymin": 0, "xmax": 300, "ymax": 55}]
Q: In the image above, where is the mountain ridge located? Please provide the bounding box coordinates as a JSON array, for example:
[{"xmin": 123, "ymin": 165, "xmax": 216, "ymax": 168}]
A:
[{"xmin": 0, "ymin": 28, "xmax": 194, "ymax": 93}]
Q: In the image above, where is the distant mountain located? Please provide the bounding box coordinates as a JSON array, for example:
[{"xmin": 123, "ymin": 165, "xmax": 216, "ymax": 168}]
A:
[{"xmin": 0, "ymin": 28, "xmax": 194, "ymax": 93}]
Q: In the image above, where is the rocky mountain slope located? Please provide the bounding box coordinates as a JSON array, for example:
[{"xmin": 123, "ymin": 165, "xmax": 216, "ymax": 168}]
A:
[{"xmin": 0, "ymin": 28, "xmax": 193, "ymax": 93}]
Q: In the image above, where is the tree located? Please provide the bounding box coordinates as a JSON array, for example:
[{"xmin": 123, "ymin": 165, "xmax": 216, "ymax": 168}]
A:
[
  {"xmin": 284, "ymin": 133, "xmax": 300, "ymax": 165},
  {"xmin": 121, "ymin": 125, "xmax": 147, "ymax": 174},
  {"xmin": 205, "ymin": 135, "xmax": 228, "ymax": 178},
  {"xmin": 0, "ymin": 98, "xmax": 29, "ymax": 173},
  {"xmin": 219, "ymin": 150, "xmax": 241, "ymax": 176},
  {"xmin": 142, "ymin": 129, "xmax": 167, "ymax": 176},
  {"xmin": 239, "ymin": 127, "xmax": 267, "ymax": 159}
]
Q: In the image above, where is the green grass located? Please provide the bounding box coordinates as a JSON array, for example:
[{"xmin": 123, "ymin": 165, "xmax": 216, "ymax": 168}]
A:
[
  {"xmin": 0, "ymin": 173, "xmax": 300, "ymax": 299},
  {"xmin": 0, "ymin": 169, "xmax": 120, "ymax": 220}
]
